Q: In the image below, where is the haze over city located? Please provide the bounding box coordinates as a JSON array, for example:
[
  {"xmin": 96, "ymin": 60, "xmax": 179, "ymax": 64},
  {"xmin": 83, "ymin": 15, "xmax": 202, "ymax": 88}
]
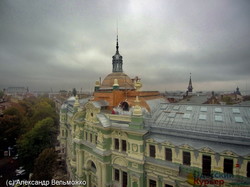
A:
[{"xmin": 0, "ymin": 0, "xmax": 250, "ymax": 92}]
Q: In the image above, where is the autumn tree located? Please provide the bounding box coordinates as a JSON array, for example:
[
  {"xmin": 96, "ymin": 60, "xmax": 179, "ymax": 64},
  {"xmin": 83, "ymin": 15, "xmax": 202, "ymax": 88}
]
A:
[
  {"xmin": 32, "ymin": 148, "xmax": 57, "ymax": 181},
  {"xmin": 17, "ymin": 117, "xmax": 56, "ymax": 172},
  {"xmin": 0, "ymin": 106, "xmax": 25, "ymax": 152},
  {"xmin": 31, "ymin": 101, "xmax": 57, "ymax": 126},
  {"xmin": 18, "ymin": 96, "xmax": 57, "ymax": 133},
  {"xmin": 1, "ymin": 96, "xmax": 59, "ymax": 171}
]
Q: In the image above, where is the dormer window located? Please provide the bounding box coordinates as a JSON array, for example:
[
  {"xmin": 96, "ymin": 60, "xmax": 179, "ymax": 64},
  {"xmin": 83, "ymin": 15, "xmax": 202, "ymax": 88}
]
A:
[
  {"xmin": 224, "ymin": 158, "xmax": 233, "ymax": 174},
  {"xmin": 183, "ymin": 151, "xmax": 191, "ymax": 166}
]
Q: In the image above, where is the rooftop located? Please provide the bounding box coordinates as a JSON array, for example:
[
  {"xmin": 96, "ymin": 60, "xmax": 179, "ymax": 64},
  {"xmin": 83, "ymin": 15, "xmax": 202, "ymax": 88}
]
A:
[
  {"xmin": 178, "ymin": 95, "xmax": 208, "ymax": 104},
  {"xmin": 145, "ymin": 103, "xmax": 250, "ymax": 144}
]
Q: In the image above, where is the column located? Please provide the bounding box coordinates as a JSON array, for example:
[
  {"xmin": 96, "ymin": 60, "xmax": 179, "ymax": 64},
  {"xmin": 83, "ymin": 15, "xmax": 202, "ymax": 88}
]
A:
[
  {"xmin": 119, "ymin": 139, "xmax": 122, "ymax": 152},
  {"xmin": 76, "ymin": 150, "xmax": 79, "ymax": 175},
  {"xmin": 79, "ymin": 150, "xmax": 83, "ymax": 177},
  {"xmin": 86, "ymin": 172, "xmax": 90, "ymax": 187},
  {"xmin": 119, "ymin": 169, "xmax": 122, "ymax": 187},
  {"xmin": 101, "ymin": 164, "xmax": 106, "ymax": 187}
]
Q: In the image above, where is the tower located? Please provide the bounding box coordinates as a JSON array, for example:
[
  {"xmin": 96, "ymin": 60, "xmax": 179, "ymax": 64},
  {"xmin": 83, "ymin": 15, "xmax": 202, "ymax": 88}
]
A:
[
  {"xmin": 235, "ymin": 86, "xmax": 241, "ymax": 95},
  {"xmin": 112, "ymin": 35, "xmax": 123, "ymax": 72},
  {"xmin": 188, "ymin": 73, "xmax": 193, "ymax": 92}
]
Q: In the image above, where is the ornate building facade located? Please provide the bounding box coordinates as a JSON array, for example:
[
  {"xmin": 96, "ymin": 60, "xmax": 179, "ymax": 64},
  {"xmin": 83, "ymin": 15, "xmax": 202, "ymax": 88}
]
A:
[{"xmin": 58, "ymin": 37, "xmax": 250, "ymax": 187}]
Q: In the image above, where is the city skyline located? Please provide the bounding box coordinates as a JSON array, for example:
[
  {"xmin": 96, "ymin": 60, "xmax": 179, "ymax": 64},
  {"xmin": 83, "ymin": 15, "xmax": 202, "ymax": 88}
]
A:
[{"xmin": 0, "ymin": 0, "xmax": 250, "ymax": 92}]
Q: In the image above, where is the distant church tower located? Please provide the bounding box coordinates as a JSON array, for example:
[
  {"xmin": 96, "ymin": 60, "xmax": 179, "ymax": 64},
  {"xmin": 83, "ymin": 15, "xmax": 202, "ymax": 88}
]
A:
[
  {"xmin": 235, "ymin": 86, "xmax": 241, "ymax": 95},
  {"xmin": 112, "ymin": 35, "xmax": 123, "ymax": 72},
  {"xmin": 187, "ymin": 73, "xmax": 193, "ymax": 92}
]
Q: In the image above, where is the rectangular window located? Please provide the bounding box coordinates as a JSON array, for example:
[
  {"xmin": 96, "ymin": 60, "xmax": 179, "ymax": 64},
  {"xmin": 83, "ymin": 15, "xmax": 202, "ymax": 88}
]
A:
[
  {"xmin": 202, "ymin": 155, "xmax": 211, "ymax": 176},
  {"xmin": 183, "ymin": 151, "xmax": 191, "ymax": 166},
  {"xmin": 90, "ymin": 133, "xmax": 92, "ymax": 143},
  {"xmin": 224, "ymin": 158, "xmax": 233, "ymax": 174},
  {"xmin": 95, "ymin": 135, "xmax": 98, "ymax": 144},
  {"xmin": 165, "ymin": 148, "xmax": 172, "ymax": 161},
  {"xmin": 247, "ymin": 162, "xmax": 250, "ymax": 178},
  {"xmin": 149, "ymin": 179, "xmax": 156, "ymax": 187},
  {"xmin": 115, "ymin": 138, "xmax": 119, "ymax": 150},
  {"xmin": 62, "ymin": 130, "xmax": 64, "ymax": 137},
  {"xmin": 85, "ymin": 132, "xmax": 88, "ymax": 141},
  {"xmin": 114, "ymin": 169, "xmax": 119, "ymax": 181},
  {"xmin": 165, "ymin": 185, "xmax": 173, "ymax": 187},
  {"xmin": 122, "ymin": 171, "xmax": 127, "ymax": 187},
  {"xmin": 149, "ymin": 145, "xmax": 156, "ymax": 158},
  {"xmin": 122, "ymin": 140, "xmax": 127, "ymax": 152}
]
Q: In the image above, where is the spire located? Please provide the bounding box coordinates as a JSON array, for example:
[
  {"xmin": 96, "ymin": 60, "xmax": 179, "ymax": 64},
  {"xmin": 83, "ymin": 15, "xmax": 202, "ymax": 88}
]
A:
[
  {"xmin": 188, "ymin": 73, "xmax": 193, "ymax": 92},
  {"xmin": 116, "ymin": 35, "xmax": 119, "ymax": 52},
  {"xmin": 116, "ymin": 19, "xmax": 119, "ymax": 52},
  {"xmin": 112, "ymin": 34, "xmax": 123, "ymax": 73}
]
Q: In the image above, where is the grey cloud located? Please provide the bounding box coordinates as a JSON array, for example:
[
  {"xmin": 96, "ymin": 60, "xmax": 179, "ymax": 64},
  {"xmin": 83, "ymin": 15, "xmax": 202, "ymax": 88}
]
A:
[{"xmin": 0, "ymin": 0, "xmax": 250, "ymax": 92}]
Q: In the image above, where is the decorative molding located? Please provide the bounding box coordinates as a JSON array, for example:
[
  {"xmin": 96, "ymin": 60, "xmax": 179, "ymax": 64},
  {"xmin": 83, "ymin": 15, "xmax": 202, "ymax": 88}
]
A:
[
  {"xmin": 180, "ymin": 144, "xmax": 194, "ymax": 150},
  {"xmin": 132, "ymin": 144, "xmax": 138, "ymax": 152},
  {"xmin": 85, "ymin": 102, "xmax": 100, "ymax": 123},
  {"xmin": 111, "ymin": 130, "xmax": 128, "ymax": 138},
  {"xmin": 145, "ymin": 164, "xmax": 178, "ymax": 176},
  {"xmin": 131, "ymin": 175, "xmax": 139, "ymax": 183},
  {"xmin": 146, "ymin": 138, "xmax": 155, "ymax": 143},
  {"xmin": 199, "ymin": 147, "xmax": 215, "ymax": 154},
  {"xmin": 221, "ymin": 150, "xmax": 238, "ymax": 157},
  {"xmin": 193, "ymin": 150, "xmax": 199, "ymax": 159},
  {"xmin": 97, "ymin": 131, "xmax": 104, "ymax": 144},
  {"xmin": 237, "ymin": 156, "xmax": 243, "ymax": 167},
  {"xmin": 113, "ymin": 157, "xmax": 128, "ymax": 167},
  {"xmin": 162, "ymin": 141, "xmax": 174, "ymax": 147},
  {"xmin": 175, "ymin": 147, "xmax": 179, "ymax": 156},
  {"xmin": 244, "ymin": 155, "xmax": 250, "ymax": 160},
  {"xmin": 132, "ymin": 163, "xmax": 138, "ymax": 168}
]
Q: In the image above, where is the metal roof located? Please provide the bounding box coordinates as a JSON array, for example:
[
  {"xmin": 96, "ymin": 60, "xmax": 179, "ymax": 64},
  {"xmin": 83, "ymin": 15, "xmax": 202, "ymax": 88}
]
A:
[
  {"xmin": 145, "ymin": 104, "xmax": 250, "ymax": 144},
  {"xmin": 146, "ymin": 98, "xmax": 168, "ymax": 114},
  {"xmin": 96, "ymin": 114, "xmax": 111, "ymax": 127},
  {"xmin": 92, "ymin": 100, "xmax": 109, "ymax": 108},
  {"xmin": 61, "ymin": 97, "xmax": 90, "ymax": 112},
  {"xmin": 148, "ymin": 134, "xmax": 250, "ymax": 157}
]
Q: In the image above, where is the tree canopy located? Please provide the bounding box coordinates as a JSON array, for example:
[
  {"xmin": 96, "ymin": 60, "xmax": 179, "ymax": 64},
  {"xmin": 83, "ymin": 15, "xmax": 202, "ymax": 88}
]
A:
[
  {"xmin": 1, "ymin": 96, "xmax": 59, "ymax": 173},
  {"xmin": 0, "ymin": 106, "xmax": 25, "ymax": 150},
  {"xmin": 17, "ymin": 117, "xmax": 56, "ymax": 171},
  {"xmin": 32, "ymin": 148, "xmax": 57, "ymax": 181}
]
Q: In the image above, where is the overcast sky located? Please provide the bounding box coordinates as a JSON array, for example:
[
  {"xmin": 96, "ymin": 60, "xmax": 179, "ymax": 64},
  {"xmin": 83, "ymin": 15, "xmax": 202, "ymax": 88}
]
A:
[{"xmin": 0, "ymin": 0, "xmax": 250, "ymax": 92}]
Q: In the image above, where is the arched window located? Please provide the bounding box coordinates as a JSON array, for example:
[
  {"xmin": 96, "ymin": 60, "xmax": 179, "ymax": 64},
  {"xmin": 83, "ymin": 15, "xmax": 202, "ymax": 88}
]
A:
[{"xmin": 91, "ymin": 161, "xmax": 96, "ymax": 173}]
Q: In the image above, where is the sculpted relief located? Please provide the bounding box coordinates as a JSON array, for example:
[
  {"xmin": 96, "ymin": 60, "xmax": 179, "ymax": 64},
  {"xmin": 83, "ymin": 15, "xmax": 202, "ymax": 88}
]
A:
[{"xmin": 85, "ymin": 102, "xmax": 100, "ymax": 123}]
